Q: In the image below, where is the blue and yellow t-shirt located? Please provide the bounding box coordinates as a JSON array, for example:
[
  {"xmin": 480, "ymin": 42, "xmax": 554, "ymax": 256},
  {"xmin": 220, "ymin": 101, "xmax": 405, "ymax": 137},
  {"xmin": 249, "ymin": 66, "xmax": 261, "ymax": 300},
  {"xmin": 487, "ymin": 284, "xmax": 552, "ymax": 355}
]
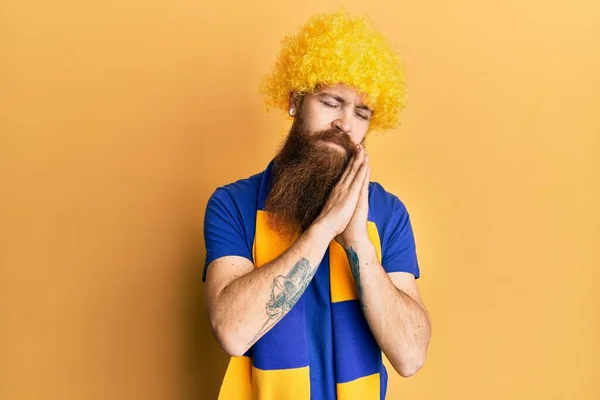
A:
[{"xmin": 203, "ymin": 161, "xmax": 420, "ymax": 399}]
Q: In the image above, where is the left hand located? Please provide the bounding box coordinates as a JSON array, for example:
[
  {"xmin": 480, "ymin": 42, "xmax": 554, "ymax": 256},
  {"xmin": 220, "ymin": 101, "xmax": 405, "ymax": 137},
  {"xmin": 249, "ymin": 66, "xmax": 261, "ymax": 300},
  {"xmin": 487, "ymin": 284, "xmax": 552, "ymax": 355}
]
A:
[{"xmin": 335, "ymin": 150, "xmax": 370, "ymax": 248}]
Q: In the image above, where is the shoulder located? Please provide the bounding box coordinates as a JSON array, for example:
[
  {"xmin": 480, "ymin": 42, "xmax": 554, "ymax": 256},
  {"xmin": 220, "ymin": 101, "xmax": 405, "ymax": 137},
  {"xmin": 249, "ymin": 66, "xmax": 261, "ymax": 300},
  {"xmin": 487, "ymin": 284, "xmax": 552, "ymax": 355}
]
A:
[
  {"xmin": 203, "ymin": 170, "xmax": 264, "ymax": 276},
  {"xmin": 368, "ymin": 181, "xmax": 420, "ymax": 277},
  {"xmin": 207, "ymin": 170, "xmax": 263, "ymax": 213},
  {"xmin": 368, "ymin": 181, "xmax": 409, "ymax": 218},
  {"xmin": 204, "ymin": 170, "xmax": 264, "ymax": 237},
  {"xmin": 367, "ymin": 181, "xmax": 413, "ymax": 247},
  {"xmin": 212, "ymin": 170, "xmax": 264, "ymax": 200}
]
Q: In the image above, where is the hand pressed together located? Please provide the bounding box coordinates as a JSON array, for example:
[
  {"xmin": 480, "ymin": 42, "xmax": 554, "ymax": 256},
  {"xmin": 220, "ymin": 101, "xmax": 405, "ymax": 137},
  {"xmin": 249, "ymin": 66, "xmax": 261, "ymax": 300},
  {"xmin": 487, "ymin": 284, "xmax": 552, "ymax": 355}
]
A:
[{"xmin": 313, "ymin": 144, "xmax": 371, "ymax": 248}]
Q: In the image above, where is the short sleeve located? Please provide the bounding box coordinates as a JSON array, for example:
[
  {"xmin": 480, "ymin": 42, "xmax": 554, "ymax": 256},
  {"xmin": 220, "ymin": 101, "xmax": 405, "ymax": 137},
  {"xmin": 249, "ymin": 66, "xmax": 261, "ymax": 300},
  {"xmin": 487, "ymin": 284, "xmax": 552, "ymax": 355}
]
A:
[
  {"xmin": 379, "ymin": 192, "xmax": 420, "ymax": 279},
  {"xmin": 203, "ymin": 188, "xmax": 253, "ymax": 281}
]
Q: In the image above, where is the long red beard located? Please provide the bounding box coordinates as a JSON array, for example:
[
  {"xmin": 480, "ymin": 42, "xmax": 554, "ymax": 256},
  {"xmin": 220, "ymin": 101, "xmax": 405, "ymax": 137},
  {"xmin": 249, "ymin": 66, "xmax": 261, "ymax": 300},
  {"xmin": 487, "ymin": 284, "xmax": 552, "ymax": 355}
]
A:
[{"xmin": 264, "ymin": 116, "xmax": 358, "ymax": 237}]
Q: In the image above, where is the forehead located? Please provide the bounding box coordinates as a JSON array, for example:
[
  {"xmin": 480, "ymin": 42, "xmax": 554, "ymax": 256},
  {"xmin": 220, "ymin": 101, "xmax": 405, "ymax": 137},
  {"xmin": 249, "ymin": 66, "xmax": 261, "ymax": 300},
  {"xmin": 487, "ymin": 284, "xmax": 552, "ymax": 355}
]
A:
[{"xmin": 313, "ymin": 83, "xmax": 369, "ymax": 107}]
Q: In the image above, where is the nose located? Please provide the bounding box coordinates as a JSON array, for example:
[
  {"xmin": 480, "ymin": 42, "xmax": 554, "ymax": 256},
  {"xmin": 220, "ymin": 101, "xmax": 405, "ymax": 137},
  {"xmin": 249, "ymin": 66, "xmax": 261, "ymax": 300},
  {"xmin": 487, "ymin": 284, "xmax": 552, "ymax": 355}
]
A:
[{"xmin": 332, "ymin": 110, "xmax": 352, "ymax": 135}]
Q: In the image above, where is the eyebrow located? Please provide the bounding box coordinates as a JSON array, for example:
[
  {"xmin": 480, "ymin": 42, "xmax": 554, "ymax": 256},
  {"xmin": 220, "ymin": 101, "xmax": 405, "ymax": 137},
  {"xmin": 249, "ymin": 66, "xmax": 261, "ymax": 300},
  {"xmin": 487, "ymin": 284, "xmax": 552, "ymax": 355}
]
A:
[{"xmin": 318, "ymin": 93, "xmax": 373, "ymax": 113}]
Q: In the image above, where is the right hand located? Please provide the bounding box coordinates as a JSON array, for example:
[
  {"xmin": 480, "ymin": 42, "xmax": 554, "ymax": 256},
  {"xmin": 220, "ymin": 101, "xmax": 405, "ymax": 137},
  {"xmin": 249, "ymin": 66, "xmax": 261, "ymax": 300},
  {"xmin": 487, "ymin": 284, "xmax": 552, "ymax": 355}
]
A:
[{"xmin": 312, "ymin": 145, "xmax": 369, "ymax": 238}]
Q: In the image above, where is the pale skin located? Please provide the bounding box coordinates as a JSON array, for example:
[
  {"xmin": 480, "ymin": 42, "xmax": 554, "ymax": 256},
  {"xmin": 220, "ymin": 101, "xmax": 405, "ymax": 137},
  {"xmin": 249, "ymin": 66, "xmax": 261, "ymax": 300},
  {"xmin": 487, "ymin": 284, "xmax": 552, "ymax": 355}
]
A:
[{"xmin": 205, "ymin": 83, "xmax": 431, "ymax": 377}]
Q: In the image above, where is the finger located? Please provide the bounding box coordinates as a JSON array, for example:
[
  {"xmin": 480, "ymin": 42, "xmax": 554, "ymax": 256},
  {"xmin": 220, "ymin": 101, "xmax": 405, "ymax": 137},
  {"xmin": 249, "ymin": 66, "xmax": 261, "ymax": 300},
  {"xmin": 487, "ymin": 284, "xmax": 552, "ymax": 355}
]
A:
[
  {"xmin": 339, "ymin": 145, "xmax": 361, "ymax": 183},
  {"xmin": 360, "ymin": 155, "xmax": 370, "ymax": 189},
  {"xmin": 348, "ymin": 155, "xmax": 369, "ymax": 197},
  {"xmin": 342, "ymin": 145, "xmax": 365, "ymax": 186},
  {"xmin": 361, "ymin": 163, "xmax": 370, "ymax": 199},
  {"xmin": 338, "ymin": 154, "xmax": 356, "ymax": 183},
  {"xmin": 356, "ymin": 164, "xmax": 370, "ymax": 214}
]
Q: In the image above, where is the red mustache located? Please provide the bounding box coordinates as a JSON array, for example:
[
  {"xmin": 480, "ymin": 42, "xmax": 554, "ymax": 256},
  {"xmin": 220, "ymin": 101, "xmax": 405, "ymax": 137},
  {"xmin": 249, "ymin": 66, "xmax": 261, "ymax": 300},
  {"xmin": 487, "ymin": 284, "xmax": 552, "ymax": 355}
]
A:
[{"xmin": 308, "ymin": 129, "xmax": 358, "ymax": 157}]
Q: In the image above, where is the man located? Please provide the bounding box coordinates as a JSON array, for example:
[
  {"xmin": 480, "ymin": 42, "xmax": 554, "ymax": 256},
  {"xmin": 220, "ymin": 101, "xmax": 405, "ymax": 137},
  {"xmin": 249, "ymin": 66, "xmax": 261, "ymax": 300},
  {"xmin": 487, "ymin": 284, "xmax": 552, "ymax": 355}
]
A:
[{"xmin": 203, "ymin": 10, "xmax": 431, "ymax": 400}]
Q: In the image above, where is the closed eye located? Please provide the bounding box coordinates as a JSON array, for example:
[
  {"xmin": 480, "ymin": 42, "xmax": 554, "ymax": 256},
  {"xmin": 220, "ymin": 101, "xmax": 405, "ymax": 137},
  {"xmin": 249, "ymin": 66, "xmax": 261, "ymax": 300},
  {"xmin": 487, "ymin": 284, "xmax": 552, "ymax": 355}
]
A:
[{"xmin": 321, "ymin": 101, "xmax": 340, "ymax": 108}]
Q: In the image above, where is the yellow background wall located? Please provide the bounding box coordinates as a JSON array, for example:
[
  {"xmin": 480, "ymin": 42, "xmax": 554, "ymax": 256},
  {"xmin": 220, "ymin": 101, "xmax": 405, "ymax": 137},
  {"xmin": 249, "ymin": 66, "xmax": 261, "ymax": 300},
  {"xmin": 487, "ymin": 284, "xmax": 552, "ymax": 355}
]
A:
[{"xmin": 2, "ymin": 0, "xmax": 599, "ymax": 399}]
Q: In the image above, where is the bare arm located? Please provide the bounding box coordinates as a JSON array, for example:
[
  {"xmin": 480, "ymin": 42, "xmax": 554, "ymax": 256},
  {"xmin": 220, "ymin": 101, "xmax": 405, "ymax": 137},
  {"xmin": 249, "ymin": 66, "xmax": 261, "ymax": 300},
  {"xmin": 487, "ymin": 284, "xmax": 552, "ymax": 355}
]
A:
[
  {"xmin": 204, "ymin": 222, "xmax": 333, "ymax": 356},
  {"xmin": 336, "ymin": 148, "xmax": 431, "ymax": 377},
  {"xmin": 205, "ymin": 145, "xmax": 369, "ymax": 357},
  {"xmin": 344, "ymin": 242, "xmax": 431, "ymax": 377}
]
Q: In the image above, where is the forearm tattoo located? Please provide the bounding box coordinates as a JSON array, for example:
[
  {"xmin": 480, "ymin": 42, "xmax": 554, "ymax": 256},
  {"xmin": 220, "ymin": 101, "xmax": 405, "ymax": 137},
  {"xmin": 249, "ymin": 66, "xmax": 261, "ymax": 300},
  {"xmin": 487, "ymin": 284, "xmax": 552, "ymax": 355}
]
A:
[
  {"xmin": 249, "ymin": 258, "xmax": 317, "ymax": 346},
  {"xmin": 344, "ymin": 247, "xmax": 364, "ymax": 308}
]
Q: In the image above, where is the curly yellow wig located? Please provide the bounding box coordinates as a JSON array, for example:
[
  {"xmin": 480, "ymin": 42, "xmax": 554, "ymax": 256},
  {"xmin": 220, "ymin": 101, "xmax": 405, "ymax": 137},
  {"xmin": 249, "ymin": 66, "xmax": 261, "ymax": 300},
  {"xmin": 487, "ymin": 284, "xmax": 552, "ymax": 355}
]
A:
[{"xmin": 261, "ymin": 10, "xmax": 407, "ymax": 132}]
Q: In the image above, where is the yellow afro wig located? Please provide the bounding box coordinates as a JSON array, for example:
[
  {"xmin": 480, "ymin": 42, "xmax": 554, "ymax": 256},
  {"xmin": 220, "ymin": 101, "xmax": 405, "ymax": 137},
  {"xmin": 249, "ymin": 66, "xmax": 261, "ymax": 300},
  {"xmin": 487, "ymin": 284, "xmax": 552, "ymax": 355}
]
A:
[{"xmin": 261, "ymin": 9, "xmax": 407, "ymax": 132}]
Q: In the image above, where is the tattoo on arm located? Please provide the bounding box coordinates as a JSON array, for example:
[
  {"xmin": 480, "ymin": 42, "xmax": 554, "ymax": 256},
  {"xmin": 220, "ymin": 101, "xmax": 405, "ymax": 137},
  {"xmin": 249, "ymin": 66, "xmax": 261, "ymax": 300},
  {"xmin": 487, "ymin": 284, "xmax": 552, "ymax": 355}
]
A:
[
  {"xmin": 344, "ymin": 247, "xmax": 364, "ymax": 308},
  {"xmin": 248, "ymin": 258, "xmax": 317, "ymax": 346}
]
